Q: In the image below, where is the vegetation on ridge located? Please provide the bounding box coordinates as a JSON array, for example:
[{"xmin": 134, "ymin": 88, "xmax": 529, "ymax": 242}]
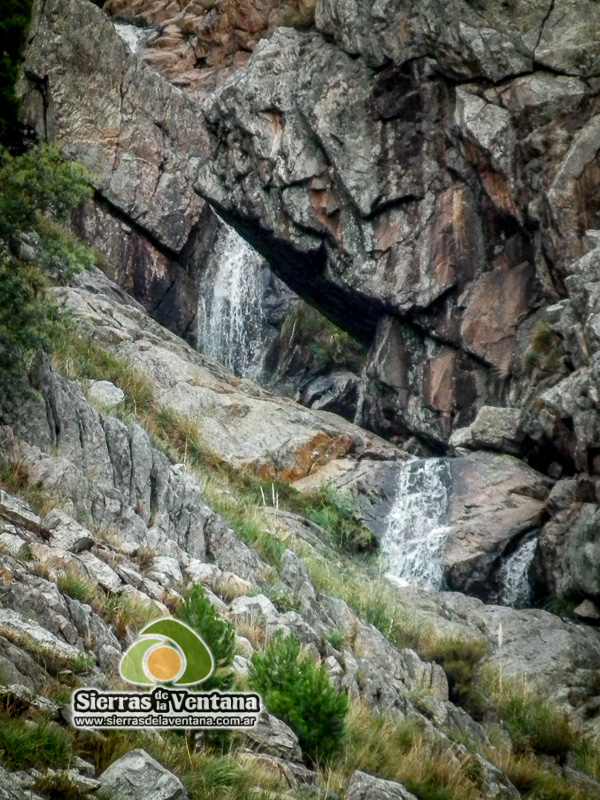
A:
[
  {"xmin": 0, "ymin": 144, "xmax": 94, "ymax": 396},
  {"xmin": 249, "ymin": 631, "xmax": 349, "ymax": 765}
]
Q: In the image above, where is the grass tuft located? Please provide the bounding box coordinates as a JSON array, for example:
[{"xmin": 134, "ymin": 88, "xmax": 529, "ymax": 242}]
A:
[{"xmin": 0, "ymin": 715, "xmax": 72, "ymax": 769}]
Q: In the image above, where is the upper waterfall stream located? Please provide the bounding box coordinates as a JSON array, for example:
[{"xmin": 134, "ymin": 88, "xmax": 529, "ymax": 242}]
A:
[
  {"xmin": 114, "ymin": 21, "xmax": 150, "ymax": 53},
  {"xmin": 198, "ymin": 226, "xmax": 267, "ymax": 380}
]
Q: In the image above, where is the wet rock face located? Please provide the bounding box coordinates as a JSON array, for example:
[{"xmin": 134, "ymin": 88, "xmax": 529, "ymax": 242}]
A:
[{"xmin": 303, "ymin": 451, "xmax": 551, "ymax": 598}]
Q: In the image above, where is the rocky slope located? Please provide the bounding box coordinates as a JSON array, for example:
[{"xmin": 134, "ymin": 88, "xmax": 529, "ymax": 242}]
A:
[
  {"xmin": 1, "ymin": 266, "xmax": 599, "ymax": 799},
  {"xmin": 6, "ymin": 0, "xmax": 600, "ymax": 797}
]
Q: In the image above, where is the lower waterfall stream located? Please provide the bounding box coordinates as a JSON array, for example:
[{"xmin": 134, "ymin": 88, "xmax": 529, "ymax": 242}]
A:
[
  {"xmin": 496, "ymin": 534, "xmax": 538, "ymax": 608},
  {"xmin": 382, "ymin": 458, "xmax": 538, "ymax": 606}
]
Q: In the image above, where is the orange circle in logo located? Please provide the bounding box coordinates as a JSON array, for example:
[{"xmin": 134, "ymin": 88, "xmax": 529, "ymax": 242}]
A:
[{"xmin": 146, "ymin": 646, "xmax": 182, "ymax": 682}]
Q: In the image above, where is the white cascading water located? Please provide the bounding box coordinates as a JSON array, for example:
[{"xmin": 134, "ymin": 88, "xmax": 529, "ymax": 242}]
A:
[
  {"xmin": 382, "ymin": 459, "xmax": 453, "ymax": 591},
  {"xmin": 497, "ymin": 535, "xmax": 537, "ymax": 608},
  {"xmin": 114, "ymin": 22, "xmax": 150, "ymax": 54},
  {"xmin": 199, "ymin": 226, "xmax": 266, "ymax": 380}
]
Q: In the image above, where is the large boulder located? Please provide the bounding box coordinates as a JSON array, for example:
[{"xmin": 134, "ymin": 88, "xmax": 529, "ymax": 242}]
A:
[
  {"xmin": 537, "ymin": 503, "xmax": 600, "ymax": 603},
  {"xmin": 450, "ymin": 406, "xmax": 525, "ymax": 456},
  {"xmin": 396, "ymin": 588, "xmax": 600, "ymax": 722},
  {"xmin": 243, "ymin": 710, "xmax": 304, "ymax": 762},
  {"xmin": 346, "ymin": 771, "xmax": 417, "ymax": 800},
  {"xmin": 100, "ymin": 749, "xmax": 187, "ymax": 800},
  {"xmin": 53, "ymin": 268, "xmax": 399, "ymax": 481}
]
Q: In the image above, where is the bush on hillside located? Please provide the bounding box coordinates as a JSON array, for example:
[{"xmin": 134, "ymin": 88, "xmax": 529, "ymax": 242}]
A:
[
  {"xmin": 177, "ymin": 584, "xmax": 236, "ymax": 691},
  {"xmin": 249, "ymin": 632, "xmax": 348, "ymax": 764},
  {"xmin": 0, "ymin": 144, "xmax": 93, "ymax": 394}
]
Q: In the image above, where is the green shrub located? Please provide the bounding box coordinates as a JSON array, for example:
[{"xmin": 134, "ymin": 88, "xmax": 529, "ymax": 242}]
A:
[
  {"xmin": 226, "ymin": 470, "xmax": 374, "ymax": 554},
  {"xmin": 493, "ymin": 683, "xmax": 576, "ymax": 759},
  {"xmin": 327, "ymin": 629, "xmax": 348, "ymax": 650},
  {"xmin": 421, "ymin": 637, "xmax": 489, "ymax": 718},
  {"xmin": 281, "ymin": 301, "xmax": 366, "ymax": 372},
  {"xmin": 0, "ymin": 144, "xmax": 93, "ymax": 393},
  {"xmin": 177, "ymin": 585, "xmax": 236, "ymax": 691},
  {"xmin": 249, "ymin": 632, "xmax": 348, "ymax": 765},
  {"xmin": 58, "ymin": 570, "xmax": 97, "ymax": 604},
  {"xmin": 303, "ymin": 485, "xmax": 376, "ymax": 553},
  {"xmin": 0, "ymin": 716, "xmax": 72, "ymax": 769}
]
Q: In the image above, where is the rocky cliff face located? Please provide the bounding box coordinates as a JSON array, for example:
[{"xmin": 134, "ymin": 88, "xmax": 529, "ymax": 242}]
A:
[
  {"xmin": 21, "ymin": 0, "xmax": 600, "ymax": 452},
  {"xmin": 191, "ymin": 0, "xmax": 599, "ymax": 450}
]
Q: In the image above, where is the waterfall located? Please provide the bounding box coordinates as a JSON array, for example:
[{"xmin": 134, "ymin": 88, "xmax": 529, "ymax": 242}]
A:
[
  {"xmin": 382, "ymin": 459, "xmax": 452, "ymax": 591},
  {"xmin": 198, "ymin": 226, "xmax": 266, "ymax": 380},
  {"xmin": 114, "ymin": 22, "xmax": 150, "ymax": 54},
  {"xmin": 497, "ymin": 534, "xmax": 537, "ymax": 608},
  {"xmin": 353, "ymin": 370, "xmax": 368, "ymax": 426}
]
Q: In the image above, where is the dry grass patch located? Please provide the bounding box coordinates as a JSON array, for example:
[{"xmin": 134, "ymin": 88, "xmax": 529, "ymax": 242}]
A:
[
  {"xmin": 0, "ymin": 458, "xmax": 65, "ymax": 518},
  {"xmin": 57, "ymin": 566, "xmax": 161, "ymax": 637},
  {"xmin": 323, "ymin": 702, "xmax": 481, "ymax": 800}
]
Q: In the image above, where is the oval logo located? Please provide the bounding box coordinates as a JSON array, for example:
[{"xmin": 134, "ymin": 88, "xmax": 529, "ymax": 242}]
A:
[{"xmin": 120, "ymin": 618, "xmax": 214, "ymax": 686}]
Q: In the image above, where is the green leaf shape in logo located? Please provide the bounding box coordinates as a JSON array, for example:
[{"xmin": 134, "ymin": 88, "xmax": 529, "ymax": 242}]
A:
[
  {"xmin": 121, "ymin": 637, "xmax": 163, "ymax": 685},
  {"xmin": 139, "ymin": 618, "xmax": 214, "ymax": 686}
]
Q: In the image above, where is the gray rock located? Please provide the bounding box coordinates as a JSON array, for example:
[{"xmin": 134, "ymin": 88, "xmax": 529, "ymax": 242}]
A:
[
  {"xmin": 0, "ymin": 684, "xmax": 60, "ymax": 719},
  {"xmin": 553, "ymin": 504, "xmax": 600, "ymax": 600},
  {"xmin": 471, "ymin": 754, "xmax": 520, "ymax": 800},
  {"xmin": 239, "ymin": 753, "xmax": 316, "ymax": 788},
  {"xmin": 88, "ymin": 380, "xmax": 125, "ymax": 409},
  {"xmin": 574, "ymin": 600, "xmax": 600, "ymax": 622},
  {"xmin": 243, "ymin": 710, "xmax": 303, "ymax": 763},
  {"xmin": 44, "ymin": 510, "xmax": 96, "ymax": 553},
  {"xmin": 449, "ymin": 407, "xmax": 525, "ymax": 456},
  {"xmin": 0, "ymin": 763, "xmax": 43, "ymax": 799},
  {"xmin": 149, "ymin": 556, "xmax": 183, "ymax": 587},
  {"xmin": 100, "ymin": 749, "xmax": 187, "ymax": 800},
  {"xmin": 396, "ymin": 589, "xmax": 600, "ymax": 706},
  {"xmin": 400, "ymin": 649, "xmax": 449, "ymax": 701},
  {"xmin": 279, "ymin": 549, "xmax": 317, "ymax": 605},
  {"xmin": 0, "ymin": 609, "xmax": 87, "ymax": 673},
  {"xmin": 0, "ymin": 490, "xmax": 44, "ymax": 536},
  {"xmin": 230, "ymin": 595, "xmax": 279, "ymax": 625},
  {"xmin": 346, "ymin": 770, "xmax": 418, "ymax": 800}
]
